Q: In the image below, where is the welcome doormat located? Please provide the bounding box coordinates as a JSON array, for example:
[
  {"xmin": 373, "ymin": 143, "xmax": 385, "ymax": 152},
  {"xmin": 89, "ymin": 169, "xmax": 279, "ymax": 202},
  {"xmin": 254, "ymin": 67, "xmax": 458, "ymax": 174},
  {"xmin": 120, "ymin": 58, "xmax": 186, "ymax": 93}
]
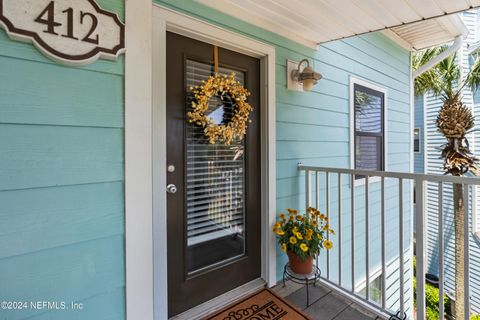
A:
[{"xmin": 204, "ymin": 288, "xmax": 311, "ymax": 320}]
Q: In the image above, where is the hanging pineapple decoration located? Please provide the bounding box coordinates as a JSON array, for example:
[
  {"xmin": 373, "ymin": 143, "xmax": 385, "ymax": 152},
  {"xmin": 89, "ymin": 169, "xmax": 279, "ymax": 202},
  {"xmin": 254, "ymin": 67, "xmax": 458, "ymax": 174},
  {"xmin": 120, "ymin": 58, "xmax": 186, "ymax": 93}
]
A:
[{"xmin": 436, "ymin": 93, "xmax": 478, "ymax": 175}]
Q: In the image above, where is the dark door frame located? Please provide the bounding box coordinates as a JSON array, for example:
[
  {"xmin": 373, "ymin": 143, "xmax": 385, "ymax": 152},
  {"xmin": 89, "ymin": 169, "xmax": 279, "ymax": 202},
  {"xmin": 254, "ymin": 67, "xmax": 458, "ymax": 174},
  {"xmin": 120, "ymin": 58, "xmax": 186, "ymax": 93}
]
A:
[{"xmin": 151, "ymin": 5, "xmax": 277, "ymax": 319}]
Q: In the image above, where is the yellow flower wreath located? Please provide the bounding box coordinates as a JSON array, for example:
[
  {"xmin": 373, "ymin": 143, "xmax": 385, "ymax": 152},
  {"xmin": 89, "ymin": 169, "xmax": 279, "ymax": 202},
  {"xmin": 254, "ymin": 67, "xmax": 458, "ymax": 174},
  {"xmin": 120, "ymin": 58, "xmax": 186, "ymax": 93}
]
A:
[{"xmin": 187, "ymin": 73, "xmax": 253, "ymax": 145}]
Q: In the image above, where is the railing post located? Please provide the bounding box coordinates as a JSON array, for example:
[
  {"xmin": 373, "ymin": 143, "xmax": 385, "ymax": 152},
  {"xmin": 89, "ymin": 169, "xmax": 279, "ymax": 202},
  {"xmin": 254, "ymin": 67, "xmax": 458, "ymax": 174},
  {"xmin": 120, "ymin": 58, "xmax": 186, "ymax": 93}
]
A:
[
  {"xmin": 438, "ymin": 182, "xmax": 444, "ymax": 320},
  {"xmin": 399, "ymin": 178, "xmax": 404, "ymax": 316},
  {"xmin": 381, "ymin": 177, "xmax": 386, "ymax": 309},
  {"xmin": 326, "ymin": 172, "xmax": 330, "ymax": 279},
  {"xmin": 338, "ymin": 173, "xmax": 342, "ymax": 286},
  {"xmin": 464, "ymin": 184, "xmax": 470, "ymax": 320},
  {"xmin": 365, "ymin": 176, "xmax": 369, "ymax": 301},
  {"xmin": 351, "ymin": 173, "xmax": 355, "ymax": 293},
  {"xmin": 415, "ymin": 178, "xmax": 426, "ymax": 320},
  {"xmin": 305, "ymin": 170, "xmax": 311, "ymax": 209}
]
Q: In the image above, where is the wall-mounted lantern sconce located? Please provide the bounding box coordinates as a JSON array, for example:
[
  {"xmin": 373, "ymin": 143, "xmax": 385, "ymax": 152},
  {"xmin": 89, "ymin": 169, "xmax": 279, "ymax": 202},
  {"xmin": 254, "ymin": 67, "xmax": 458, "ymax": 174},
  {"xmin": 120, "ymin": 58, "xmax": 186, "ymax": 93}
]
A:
[{"xmin": 287, "ymin": 59, "xmax": 322, "ymax": 92}]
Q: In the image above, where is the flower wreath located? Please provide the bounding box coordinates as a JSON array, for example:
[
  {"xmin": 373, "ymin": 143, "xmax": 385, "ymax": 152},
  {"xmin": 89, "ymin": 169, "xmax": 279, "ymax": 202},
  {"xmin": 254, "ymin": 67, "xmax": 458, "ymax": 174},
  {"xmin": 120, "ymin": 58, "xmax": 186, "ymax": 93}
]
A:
[{"xmin": 187, "ymin": 73, "xmax": 253, "ymax": 145}]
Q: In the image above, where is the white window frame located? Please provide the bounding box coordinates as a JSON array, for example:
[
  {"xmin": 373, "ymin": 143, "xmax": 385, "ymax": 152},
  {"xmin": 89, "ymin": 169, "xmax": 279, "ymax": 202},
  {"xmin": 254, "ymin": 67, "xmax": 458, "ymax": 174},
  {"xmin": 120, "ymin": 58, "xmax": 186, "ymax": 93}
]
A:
[
  {"xmin": 124, "ymin": 4, "xmax": 277, "ymax": 320},
  {"xmin": 349, "ymin": 76, "xmax": 388, "ymax": 185},
  {"xmin": 413, "ymin": 128, "xmax": 421, "ymax": 153},
  {"xmin": 355, "ymin": 265, "xmax": 383, "ymax": 295}
]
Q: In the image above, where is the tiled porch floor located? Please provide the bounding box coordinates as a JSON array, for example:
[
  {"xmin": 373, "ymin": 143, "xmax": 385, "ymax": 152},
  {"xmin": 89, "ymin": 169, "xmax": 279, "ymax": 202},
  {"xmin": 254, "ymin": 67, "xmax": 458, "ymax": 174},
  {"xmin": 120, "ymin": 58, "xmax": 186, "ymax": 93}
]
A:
[{"xmin": 273, "ymin": 281, "xmax": 384, "ymax": 320}]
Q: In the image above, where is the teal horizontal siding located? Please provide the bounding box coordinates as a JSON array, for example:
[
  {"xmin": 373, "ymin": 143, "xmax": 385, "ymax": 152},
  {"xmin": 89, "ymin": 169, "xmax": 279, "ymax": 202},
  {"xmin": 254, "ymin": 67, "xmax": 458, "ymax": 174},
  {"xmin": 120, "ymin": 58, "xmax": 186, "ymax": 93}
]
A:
[
  {"xmin": 0, "ymin": 31, "xmax": 123, "ymax": 77},
  {"xmin": 28, "ymin": 287, "xmax": 125, "ymax": 320},
  {"xmin": 0, "ymin": 56, "xmax": 124, "ymax": 128},
  {"xmin": 276, "ymin": 122, "xmax": 348, "ymax": 142},
  {"xmin": 0, "ymin": 236, "xmax": 125, "ymax": 320},
  {"xmin": 0, "ymin": 182, "xmax": 124, "ymax": 259},
  {"xmin": 0, "ymin": 124, "xmax": 123, "ymax": 191},
  {"xmin": 0, "ymin": 0, "xmax": 125, "ymax": 318},
  {"xmin": 277, "ymin": 141, "xmax": 349, "ymax": 160},
  {"xmin": 276, "ymin": 103, "xmax": 349, "ymax": 126}
]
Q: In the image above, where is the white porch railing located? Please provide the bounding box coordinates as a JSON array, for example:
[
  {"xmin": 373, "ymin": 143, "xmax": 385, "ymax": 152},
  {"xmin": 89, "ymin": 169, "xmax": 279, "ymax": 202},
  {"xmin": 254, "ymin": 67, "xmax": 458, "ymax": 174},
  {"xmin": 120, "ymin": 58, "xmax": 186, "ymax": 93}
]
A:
[{"xmin": 298, "ymin": 164, "xmax": 480, "ymax": 320}]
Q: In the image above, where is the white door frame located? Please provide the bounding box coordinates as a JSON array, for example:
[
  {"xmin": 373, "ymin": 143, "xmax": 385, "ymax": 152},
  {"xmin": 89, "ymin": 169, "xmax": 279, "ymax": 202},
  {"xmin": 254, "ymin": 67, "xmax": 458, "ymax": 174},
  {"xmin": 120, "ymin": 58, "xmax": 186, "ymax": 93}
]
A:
[
  {"xmin": 125, "ymin": 0, "xmax": 154, "ymax": 320},
  {"xmin": 148, "ymin": 4, "xmax": 277, "ymax": 319}
]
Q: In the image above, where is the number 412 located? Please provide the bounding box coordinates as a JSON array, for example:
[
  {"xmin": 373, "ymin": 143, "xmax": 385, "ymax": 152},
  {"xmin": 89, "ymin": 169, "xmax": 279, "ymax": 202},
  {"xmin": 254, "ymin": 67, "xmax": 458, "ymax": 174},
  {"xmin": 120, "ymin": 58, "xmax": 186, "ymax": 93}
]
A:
[{"xmin": 35, "ymin": 1, "xmax": 99, "ymax": 44}]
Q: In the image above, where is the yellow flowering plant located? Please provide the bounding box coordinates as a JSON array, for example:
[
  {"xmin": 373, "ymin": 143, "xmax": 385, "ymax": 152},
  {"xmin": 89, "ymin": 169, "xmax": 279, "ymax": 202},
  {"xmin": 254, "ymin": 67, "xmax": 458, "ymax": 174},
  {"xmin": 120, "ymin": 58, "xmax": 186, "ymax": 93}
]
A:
[{"xmin": 273, "ymin": 207, "xmax": 334, "ymax": 261}]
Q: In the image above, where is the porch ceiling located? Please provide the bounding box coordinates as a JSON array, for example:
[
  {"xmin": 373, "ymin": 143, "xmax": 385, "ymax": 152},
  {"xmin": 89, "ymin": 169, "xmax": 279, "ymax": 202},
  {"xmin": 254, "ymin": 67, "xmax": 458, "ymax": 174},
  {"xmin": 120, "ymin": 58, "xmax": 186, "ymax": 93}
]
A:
[
  {"xmin": 196, "ymin": 0, "xmax": 473, "ymax": 50},
  {"xmin": 389, "ymin": 13, "xmax": 468, "ymax": 50}
]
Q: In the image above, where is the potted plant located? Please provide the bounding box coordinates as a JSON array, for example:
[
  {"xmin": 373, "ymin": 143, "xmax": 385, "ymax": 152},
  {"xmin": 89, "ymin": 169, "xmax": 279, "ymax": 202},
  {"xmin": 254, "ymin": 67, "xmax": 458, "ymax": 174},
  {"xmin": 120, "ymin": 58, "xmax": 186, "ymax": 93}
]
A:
[{"xmin": 272, "ymin": 207, "xmax": 334, "ymax": 274}]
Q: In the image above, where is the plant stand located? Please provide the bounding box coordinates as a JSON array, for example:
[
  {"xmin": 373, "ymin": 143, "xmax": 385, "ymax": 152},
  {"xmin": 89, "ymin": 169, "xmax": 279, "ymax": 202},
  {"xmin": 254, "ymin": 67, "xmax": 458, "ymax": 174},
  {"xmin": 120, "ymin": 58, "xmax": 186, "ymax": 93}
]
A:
[{"xmin": 282, "ymin": 262, "xmax": 321, "ymax": 308}]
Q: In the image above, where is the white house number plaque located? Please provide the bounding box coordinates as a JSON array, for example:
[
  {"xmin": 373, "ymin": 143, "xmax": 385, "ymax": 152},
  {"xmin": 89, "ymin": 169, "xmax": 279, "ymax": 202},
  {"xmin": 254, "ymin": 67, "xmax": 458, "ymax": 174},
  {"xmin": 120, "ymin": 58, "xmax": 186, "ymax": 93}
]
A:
[{"xmin": 0, "ymin": 0, "xmax": 125, "ymax": 65}]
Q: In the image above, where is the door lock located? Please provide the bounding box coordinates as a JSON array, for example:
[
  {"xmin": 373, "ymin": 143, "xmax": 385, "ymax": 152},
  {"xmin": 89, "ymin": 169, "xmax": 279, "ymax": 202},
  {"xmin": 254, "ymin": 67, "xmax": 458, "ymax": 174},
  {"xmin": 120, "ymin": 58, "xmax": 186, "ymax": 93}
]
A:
[{"xmin": 166, "ymin": 184, "xmax": 177, "ymax": 194}]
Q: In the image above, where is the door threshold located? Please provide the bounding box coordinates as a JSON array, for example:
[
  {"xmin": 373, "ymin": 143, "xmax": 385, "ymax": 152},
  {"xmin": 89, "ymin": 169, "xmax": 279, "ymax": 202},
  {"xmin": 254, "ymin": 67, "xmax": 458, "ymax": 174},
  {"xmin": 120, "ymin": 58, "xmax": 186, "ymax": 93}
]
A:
[{"xmin": 169, "ymin": 278, "xmax": 267, "ymax": 320}]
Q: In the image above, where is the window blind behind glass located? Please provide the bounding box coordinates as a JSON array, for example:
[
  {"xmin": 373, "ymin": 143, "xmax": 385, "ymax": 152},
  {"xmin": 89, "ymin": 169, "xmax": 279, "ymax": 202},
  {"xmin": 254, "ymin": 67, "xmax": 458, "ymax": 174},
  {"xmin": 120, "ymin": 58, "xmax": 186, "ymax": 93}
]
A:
[{"xmin": 185, "ymin": 59, "xmax": 246, "ymax": 247}]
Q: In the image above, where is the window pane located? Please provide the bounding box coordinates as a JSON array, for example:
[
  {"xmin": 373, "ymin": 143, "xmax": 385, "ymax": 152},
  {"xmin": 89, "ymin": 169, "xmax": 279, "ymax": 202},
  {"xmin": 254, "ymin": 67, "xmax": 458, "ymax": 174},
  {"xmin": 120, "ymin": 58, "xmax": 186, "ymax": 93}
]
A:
[
  {"xmin": 355, "ymin": 87, "xmax": 383, "ymax": 133},
  {"xmin": 185, "ymin": 59, "xmax": 246, "ymax": 273},
  {"xmin": 356, "ymin": 135, "xmax": 382, "ymax": 171},
  {"xmin": 414, "ymin": 128, "xmax": 420, "ymax": 152}
]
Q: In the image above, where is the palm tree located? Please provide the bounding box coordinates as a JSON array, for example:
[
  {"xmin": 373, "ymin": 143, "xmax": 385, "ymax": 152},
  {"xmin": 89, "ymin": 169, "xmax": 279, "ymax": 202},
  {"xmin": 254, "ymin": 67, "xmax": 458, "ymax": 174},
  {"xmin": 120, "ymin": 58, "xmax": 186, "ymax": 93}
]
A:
[{"xmin": 414, "ymin": 47, "xmax": 480, "ymax": 319}]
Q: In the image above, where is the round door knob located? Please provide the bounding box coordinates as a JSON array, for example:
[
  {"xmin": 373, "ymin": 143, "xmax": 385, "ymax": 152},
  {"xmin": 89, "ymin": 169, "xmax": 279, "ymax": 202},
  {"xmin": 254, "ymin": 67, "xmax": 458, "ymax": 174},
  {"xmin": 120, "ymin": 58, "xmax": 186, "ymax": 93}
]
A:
[{"xmin": 166, "ymin": 184, "xmax": 177, "ymax": 194}]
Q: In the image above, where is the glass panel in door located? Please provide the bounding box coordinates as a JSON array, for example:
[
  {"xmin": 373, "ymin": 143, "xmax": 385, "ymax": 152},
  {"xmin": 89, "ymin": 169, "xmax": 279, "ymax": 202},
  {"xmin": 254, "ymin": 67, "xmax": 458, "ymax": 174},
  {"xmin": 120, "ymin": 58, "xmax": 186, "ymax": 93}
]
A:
[{"xmin": 185, "ymin": 59, "xmax": 246, "ymax": 274}]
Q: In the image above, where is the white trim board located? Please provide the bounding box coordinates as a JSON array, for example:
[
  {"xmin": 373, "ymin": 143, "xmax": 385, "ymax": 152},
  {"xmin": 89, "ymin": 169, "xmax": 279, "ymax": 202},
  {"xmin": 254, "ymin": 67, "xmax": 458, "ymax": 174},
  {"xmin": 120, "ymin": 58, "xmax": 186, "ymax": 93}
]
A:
[
  {"xmin": 125, "ymin": 1, "xmax": 154, "ymax": 320},
  {"xmin": 349, "ymin": 76, "xmax": 388, "ymax": 186},
  {"xmin": 152, "ymin": 4, "xmax": 277, "ymax": 319},
  {"xmin": 170, "ymin": 279, "xmax": 266, "ymax": 320}
]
